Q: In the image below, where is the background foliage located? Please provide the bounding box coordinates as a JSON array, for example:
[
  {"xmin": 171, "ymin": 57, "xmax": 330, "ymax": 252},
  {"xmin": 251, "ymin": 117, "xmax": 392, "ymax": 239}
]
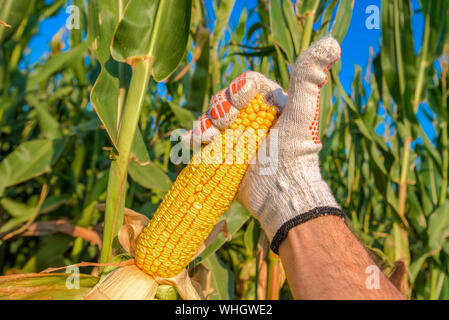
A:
[{"xmin": 0, "ymin": 0, "xmax": 448, "ymax": 300}]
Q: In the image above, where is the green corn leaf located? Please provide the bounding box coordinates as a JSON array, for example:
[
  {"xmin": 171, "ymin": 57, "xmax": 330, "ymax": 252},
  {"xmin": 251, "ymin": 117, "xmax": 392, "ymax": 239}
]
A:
[
  {"xmin": 381, "ymin": 0, "xmax": 417, "ymax": 116},
  {"xmin": 297, "ymin": 0, "xmax": 319, "ymax": 52},
  {"xmin": 112, "ymin": 0, "xmax": 192, "ymax": 81},
  {"xmin": 282, "ymin": 0, "xmax": 301, "ymax": 55},
  {"xmin": 87, "ymin": 0, "xmax": 149, "ymax": 164},
  {"xmin": 167, "ymin": 101, "xmax": 197, "ymax": 129},
  {"xmin": 407, "ymin": 187, "xmax": 427, "ymax": 234},
  {"xmin": 243, "ymin": 218, "xmax": 260, "ymax": 254},
  {"xmin": 87, "ymin": 0, "xmax": 128, "ymax": 146},
  {"xmin": 233, "ymin": 7, "xmax": 247, "ymax": 43},
  {"xmin": 428, "ymin": 200, "xmax": 449, "ymax": 251},
  {"xmin": 185, "ymin": 28, "xmax": 210, "ymax": 113},
  {"xmin": 0, "ymin": 139, "xmax": 65, "ymax": 196},
  {"xmin": 0, "ymin": 0, "xmax": 34, "ymax": 43},
  {"xmin": 269, "ymin": 0, "xmax": 295, "ymax": 64},
  {"xmin": 202, "ymin": 253, "xmax": 234, "ymax": 300},
  {"xmin": 22, "ymin": 234, "xmax": 74, "ymax": 273},
  {"xmin": 330, "ymin": 0, "xmax": 354, "ymax": 43},
  {"xmin": 26, "ymin": 95, "xmax": 62, "ymax": 140},
  {"xmin": 417, "ymin": 124, "xmax": 443, "ymax": 174},
  {"xmin": 132, "ymin": 129, "xmax": 151, "ymax": 165},
  {"xmin": 409, "ymin": 253, "xmax": 431, "ymax": 283},
  {"xmin": 0, "ymin": 195, "xmax": 71, "ymax": 234},
  {"xmin": 26, "ymin": 43, "xmax": 87, "ymax": 91},
  {"xmin": 414, "ymin": 1, "xmax": 448, "ymax": 107},
  {"xmin": 316, "ymin": 0, "xmax": 338, "ymax": 38},
  {"xmin": 128, "ymin": 160, "xmax": 172, "ymax": 192},
  {"xmin": 297, "ymin": 0, "xmax": 320, "ymax": 15},
  {"xmin": 0, "ymin": 197, "xmax": 35, "ymax": 218},
  {"xmin": 212, "ymin": 0, "xmax": 236, "ymax": 47},
  {"xmin": 189, "ymin": 201, "xmax": 250, "ymax": 268},
  {"xmin": 0, "ymin": 198, "xmax": 35, "ymax": 233},
  {"xmin": 274, "ymin": 51, "xmax": 290, "ymax": 90}
]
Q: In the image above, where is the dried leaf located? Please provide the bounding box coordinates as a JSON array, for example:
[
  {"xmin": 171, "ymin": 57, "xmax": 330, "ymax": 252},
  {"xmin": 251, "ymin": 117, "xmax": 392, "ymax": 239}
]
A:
[
  {"xmin": 191, "ymin": 264, "xmax": 214, "ymax": 299},
  {"xmin": 266, "ymin": 250, "xmax": 286, "ymax": 300},
  {"xmin": 388, "ymin": 259, "xmax": 408, "ymax": 296},
  {"xmin": 41, "ymin": 260, "xmax": 134, "ymax": 274},
  {"xmin": 256, "ymin": 234, "xmax": 269, "ymax": 299},
  {"xmin": 117, "ymin": 208, "xmax": 150, "ymax": 256},
  {"xmin": 20, "ymin": 219, "xmax": 101, "ymax": 249},
  {"xmin": 0, "ymin": 20, "xmax": 11, "ymax": 28}
]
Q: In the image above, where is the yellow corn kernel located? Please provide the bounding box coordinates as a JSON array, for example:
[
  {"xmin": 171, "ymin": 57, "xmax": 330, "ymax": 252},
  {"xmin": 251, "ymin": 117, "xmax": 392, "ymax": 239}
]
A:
[{"xmin": 135, "ymin": 95, "xmax": 278, "ymax": 278}]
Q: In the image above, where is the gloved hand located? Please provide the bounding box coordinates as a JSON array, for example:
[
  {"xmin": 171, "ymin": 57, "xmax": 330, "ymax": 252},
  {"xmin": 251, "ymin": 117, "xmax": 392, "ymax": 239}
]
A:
[{"xmin": 183, "ymin": 35, "xmax": 345, "ymax": 254}]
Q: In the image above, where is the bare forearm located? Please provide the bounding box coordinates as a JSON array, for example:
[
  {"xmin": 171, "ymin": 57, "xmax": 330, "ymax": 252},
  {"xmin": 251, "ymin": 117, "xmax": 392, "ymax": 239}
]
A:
[{"xmin": 278, "ymin": 215, "xmax": 405, "ymax": 300}]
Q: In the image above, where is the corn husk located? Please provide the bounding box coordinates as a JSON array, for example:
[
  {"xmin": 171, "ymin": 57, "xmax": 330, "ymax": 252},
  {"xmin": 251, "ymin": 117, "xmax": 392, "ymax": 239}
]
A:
[
  {"xmin": 85, "ymin": 265, "xmax": 158, "ymax": 300},
  {"xmin": 84, "ymin": 208, "xmax": 229, "ymax": 300}
]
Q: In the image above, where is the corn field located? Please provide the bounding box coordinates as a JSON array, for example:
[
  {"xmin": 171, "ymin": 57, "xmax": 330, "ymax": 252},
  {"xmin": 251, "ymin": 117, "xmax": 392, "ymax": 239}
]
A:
[{"xmin": 0, "ymin": 0, "xmax": 448, "ymax": 300}]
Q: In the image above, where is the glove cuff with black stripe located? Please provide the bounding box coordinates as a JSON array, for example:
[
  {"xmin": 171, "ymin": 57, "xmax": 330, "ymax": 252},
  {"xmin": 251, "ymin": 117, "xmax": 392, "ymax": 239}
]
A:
[{"xmin": 239, "ymin": 153, "xmax": 344, "ymax": 254}]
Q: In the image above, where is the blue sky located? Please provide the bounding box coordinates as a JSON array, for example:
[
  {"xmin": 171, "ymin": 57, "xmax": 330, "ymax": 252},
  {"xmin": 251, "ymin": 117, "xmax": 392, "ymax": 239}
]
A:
[
  {"xmin": 26, "ymin": 1, "xmax": 390, "ymax": 92},
  {"xmin": 24, "ymin": 0, "xmax": 436, "ymax": 142}
]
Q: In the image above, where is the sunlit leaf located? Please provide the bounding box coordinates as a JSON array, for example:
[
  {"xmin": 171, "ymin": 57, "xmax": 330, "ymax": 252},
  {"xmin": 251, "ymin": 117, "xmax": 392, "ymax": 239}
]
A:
[
  {"xmin": 269, "ymin": 0, "xmax": 295, "ymax": 64},
  {"xmin": 112, "ymin": 0, "xmax": 192, "ymax": 81},
  {"xmin": 128, "ymin": 161, "xmax": 172, "ymax": 192},
  {"xmin": 428, "ymin": 200, "xmax": 449, "ymax": 251},
  {"xmin": 202, "ymin": 253, "xmax": 234, "ymax": 300},
  {"xmin": 0, "ymin": 0, "xmax": 33, "ymax": 43},
  {"xmin": 330, "ymin": 0, "xmax": 354, "ymax": 43},
  {"xmin": 0, "ymin": 139, "xmax": 65, "ymax": 196}
]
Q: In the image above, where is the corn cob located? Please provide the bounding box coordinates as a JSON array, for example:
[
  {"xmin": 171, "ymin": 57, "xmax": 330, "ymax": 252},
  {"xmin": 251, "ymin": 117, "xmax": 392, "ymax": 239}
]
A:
[{"xmin": 135, "ymin": 94, "xmax": 278, "ymax": 277}]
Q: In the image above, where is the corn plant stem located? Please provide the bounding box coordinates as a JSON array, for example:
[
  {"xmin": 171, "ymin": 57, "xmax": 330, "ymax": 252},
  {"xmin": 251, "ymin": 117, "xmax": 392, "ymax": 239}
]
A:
[
  {"xmin": 100, "ymin": 59, "xmax": 151, "ymax": 268},
  {"xmin": 429, "ymin": 159, "xmax": 438, "ymax": 204},
  {"xmin": 117, "ymin": 62, "xmax": 127, "ymax": 131},
  {"xmin": 398, "ymin": 137, "xmax": 411, "ymax": 218},
  {"xmin": 397, "ymin": 135, "xmax": 412, "ymax": 292},
  {"xmin": 396, "ymin": 135, "xmax": 411, "ymax": 294}
]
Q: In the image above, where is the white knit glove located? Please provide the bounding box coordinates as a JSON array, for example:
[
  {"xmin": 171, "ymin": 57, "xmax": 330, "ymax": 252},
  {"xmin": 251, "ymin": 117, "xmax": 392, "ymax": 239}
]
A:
[{"xmin": 183, "ymin": 36, "xmax": 345, "ymax": 254}]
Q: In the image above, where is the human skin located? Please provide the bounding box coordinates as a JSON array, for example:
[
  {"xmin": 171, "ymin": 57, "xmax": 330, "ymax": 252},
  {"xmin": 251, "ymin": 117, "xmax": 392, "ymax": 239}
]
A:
[{"xmin": 278, "ymin": 215, "xmax": 406, "ymax": 300}]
